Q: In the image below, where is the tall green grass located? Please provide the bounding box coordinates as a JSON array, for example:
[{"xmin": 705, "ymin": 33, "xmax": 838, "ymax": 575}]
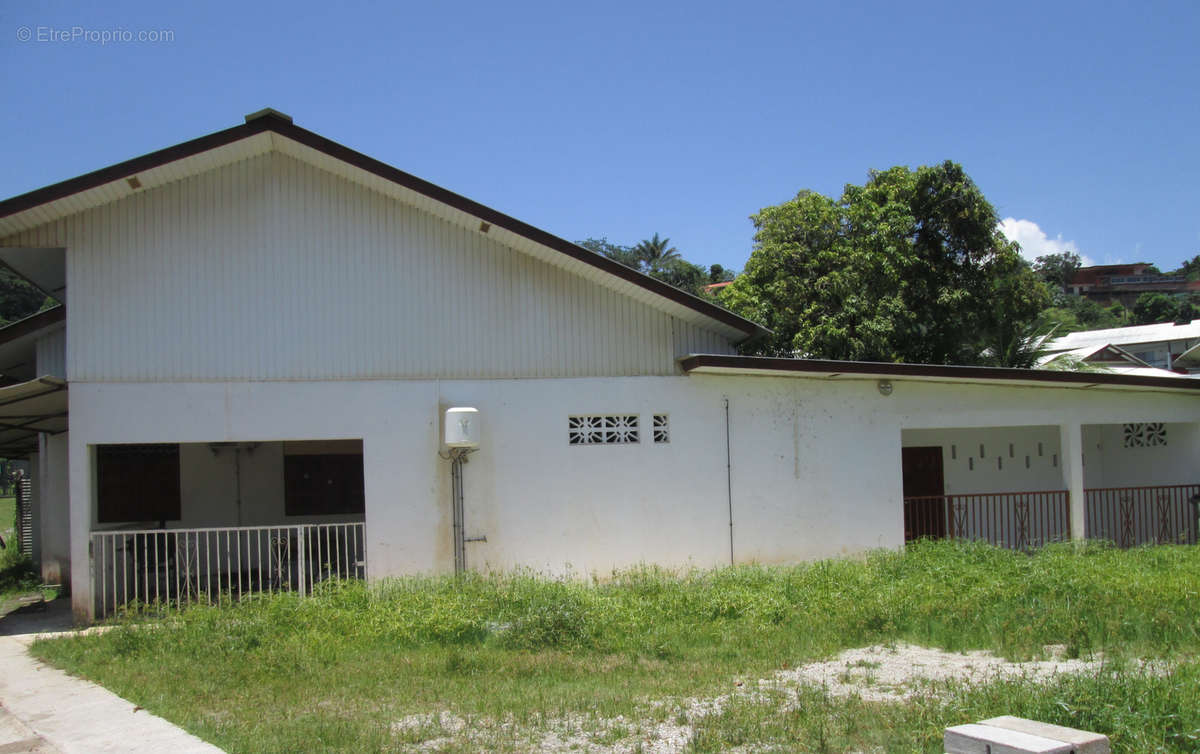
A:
[
  {"xmin": 30, "ymin": 540, "xmax": 1200, "ymax": 753},
  {"xmin": 691, "ymin": 663, "xmax": 1200, "ymax": 753}
]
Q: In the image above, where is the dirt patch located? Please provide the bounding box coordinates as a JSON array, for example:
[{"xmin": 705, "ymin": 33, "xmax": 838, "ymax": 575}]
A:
[
  {"xmin": 389, "ymin": 643, "xmax": 1135, "ymax": 752},
  {"xmin": 772, "ymin": 642, "xmax": 1112, "ymax": 703}
]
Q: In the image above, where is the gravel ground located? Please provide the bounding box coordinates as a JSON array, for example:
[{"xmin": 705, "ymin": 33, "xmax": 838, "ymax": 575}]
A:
[
  {"xmin": 772, "ymin": 642, "xmax": 1110, "ymax": 703},
  {"xmin": 392, "ymin": 643, "xmax": 1123, "ymax": 752}
]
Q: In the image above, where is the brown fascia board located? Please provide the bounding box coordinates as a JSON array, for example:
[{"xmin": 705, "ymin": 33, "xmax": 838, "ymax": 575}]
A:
[
  {"xmin": 0, "ymin": 306, "xmax": 65, "ymax": 347},
  {"xmin": 0, "ymin": 112, "xmax": 769, "ymax": 343},
  {"xmin": 678, "ymin": 354, "xmax": 1200, "ymax": 392}
]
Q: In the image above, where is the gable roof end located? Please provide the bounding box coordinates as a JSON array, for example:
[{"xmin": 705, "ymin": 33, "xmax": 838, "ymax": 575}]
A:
[{"xmin": 0, "ymin": 111, "xmax": 768, "ymax": 343}]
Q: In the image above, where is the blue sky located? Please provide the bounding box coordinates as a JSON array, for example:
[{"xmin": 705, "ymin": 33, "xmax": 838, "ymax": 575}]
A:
[{"xmin": 2, "ymin": 0, "xmax": 1197, "ymax": 274}]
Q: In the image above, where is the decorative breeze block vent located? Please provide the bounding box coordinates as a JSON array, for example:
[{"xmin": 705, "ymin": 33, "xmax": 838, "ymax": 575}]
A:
[
  {"xmin": 568, "ymin": 415, "xmax": 640, "ymax": 445},
  {"xmin": 653, "ymin": 414, "xmax": 669, "ymax": 444},
  {"xmin": 1123, "ymin": 422, "xmax": 1167, "ymax": 448}
]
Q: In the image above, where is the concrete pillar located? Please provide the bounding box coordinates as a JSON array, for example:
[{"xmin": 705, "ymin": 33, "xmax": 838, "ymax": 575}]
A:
[
  {"xmin": 68, "ymin": 439, "xmax": 94, "ymax": 624},
  {"xmin": 39, "ymin": 433, "xmax": 71, "ymax": 587},
  {"xmin": 1059, "ymin": 422, "xmax": 1086, "ymax": 541}
]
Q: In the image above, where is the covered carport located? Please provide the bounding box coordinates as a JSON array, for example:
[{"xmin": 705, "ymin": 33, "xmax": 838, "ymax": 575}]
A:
[{"xmin": 0, "ymin": 306, "xmax": 70, "ymax": 585}]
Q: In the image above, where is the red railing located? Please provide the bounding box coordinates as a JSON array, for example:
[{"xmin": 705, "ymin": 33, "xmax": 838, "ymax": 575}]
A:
[
  {"xmin": 904, "ymin": 491, "xmax": 1070, "ymax": 551},
  {"xmin": 904, "ymin": 485, "xmax": 1200, "ymax": 551},
  {"xmin": 1085, "ymin": 484, "xmax": 1200, "ymax": 547}
]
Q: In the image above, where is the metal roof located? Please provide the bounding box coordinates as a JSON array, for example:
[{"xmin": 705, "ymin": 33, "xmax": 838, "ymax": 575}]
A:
[
  {"xmin": 1046, "ymin": 320, "xmax": 1200, "ymax": 353},
  {"xmin": 0, "ymin": 376, "xmax": 68, "ymax": 456}
]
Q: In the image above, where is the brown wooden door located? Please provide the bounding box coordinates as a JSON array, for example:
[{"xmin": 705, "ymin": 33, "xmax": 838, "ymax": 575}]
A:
[{"xmin": 902, "ymin": 446, "xmax": 946, "ymax": 540}]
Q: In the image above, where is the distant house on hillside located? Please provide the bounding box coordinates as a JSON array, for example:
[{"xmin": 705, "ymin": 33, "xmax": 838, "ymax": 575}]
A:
[{"xmin": 1068, "ymin": 263, "xmax": 1199, "ymax": 307}]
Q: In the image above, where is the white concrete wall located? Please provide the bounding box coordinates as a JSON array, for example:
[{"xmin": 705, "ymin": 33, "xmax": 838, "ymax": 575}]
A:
[
  {"xmin": 65, "ymin": 373, "xmax": 1200, "ymax": 620},
  {"xmin": 7, "ymin": 152, "xmax": 734, "ymax": 383},
  {"xmin": 1084, "ymin": 422, "xmax": 1200, "ymax": 488},
  {"xmin": 902, "ymin": 426, "xmax": 1065, "ymax": 495}
]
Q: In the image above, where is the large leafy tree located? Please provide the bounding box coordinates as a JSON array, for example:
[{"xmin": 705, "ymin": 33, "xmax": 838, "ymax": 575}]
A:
[
  {"xmin": 1034, "ymin": 251, "xmax": 1083, "ymax": 293},
  {"xmin": 722, "ymin": 162, "xmax": 1050, "ymax": 364},
  {"xmin": 1132, "ymin": 292, "xmax": 1182, "ymax": 325},
  {"xmin": 1170, "ymin": 254, "xmax": 1200, "ymax": 282}
]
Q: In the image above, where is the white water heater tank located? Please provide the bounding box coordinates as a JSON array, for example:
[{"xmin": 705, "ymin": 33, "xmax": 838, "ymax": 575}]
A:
[{"xmin": 444, "ymin": 407, "xmax": 481, "ymax": 448}]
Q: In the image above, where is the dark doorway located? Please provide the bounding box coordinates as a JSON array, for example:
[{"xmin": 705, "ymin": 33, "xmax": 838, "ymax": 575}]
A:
[{"xmin": 902, "ymin": 446, "xmax": 945, "ymax": 540}]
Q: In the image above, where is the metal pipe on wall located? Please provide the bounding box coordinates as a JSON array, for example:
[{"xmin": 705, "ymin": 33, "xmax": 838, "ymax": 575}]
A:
[
  {"xmin": 725, "ymin": 397, "xmax": 734, "ymax": 566},
  {"xmin": 451, "ymin": 451, "xmax": 466, "ymax": 574}
]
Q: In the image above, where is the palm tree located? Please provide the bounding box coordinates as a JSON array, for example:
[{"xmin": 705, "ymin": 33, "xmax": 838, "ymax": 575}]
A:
[{"xmin": 632, "ymin": 233, "xmax": 680, "ymax": 272}]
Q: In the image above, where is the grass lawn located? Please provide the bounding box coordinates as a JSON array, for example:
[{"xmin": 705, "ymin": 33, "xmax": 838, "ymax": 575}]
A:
[
  {"xmin": 0, "ymin": 493, "xmax": 55, "ymax": 611},
  {"xmin": 0, "ymin": 493, "xmax": 14, "ymax": 542},
  {"xmin": 29, "ymin": 540, "xmax": 1200, "ymax": 753}
]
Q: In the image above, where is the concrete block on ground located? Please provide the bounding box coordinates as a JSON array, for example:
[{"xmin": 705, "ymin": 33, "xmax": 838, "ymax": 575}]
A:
[
  {"xmin": 945, "ymin": 723, "xmax": 1077, "ymax": 754},
  {"xmin": 979, "ymin": 716, "xmax": 1111, "ymax": 753}
]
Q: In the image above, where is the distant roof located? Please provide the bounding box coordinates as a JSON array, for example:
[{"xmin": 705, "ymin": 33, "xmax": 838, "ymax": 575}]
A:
[
  {"xmin": 1046, "ymin": 320, "xmax": 1200, "ymax": 353},
  {"xmin": 1036, "ymin": 344, "xmax": 1193, "ymax": 379},
  {"xmin": 0, "ymin": 109, "xmax": 768, "ymax": 344}
]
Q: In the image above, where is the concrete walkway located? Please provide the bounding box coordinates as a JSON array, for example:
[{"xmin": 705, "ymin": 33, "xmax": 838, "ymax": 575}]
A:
[{"xmin": 0, "ymin": 600, "xmax": 224, "ymax": 754}]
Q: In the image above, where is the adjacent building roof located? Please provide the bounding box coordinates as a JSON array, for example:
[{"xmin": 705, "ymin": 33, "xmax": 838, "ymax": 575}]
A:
[
  {"xmin": 1045, "ymin": 320, "xmax": 1200, "ymax": 354},
  {"xmin": 1035, "ymin": 344, "xmax": 1191, "ymax": 379},
  {"xmin": 0, "ymin": 109, "xmax": 768, "ymax": 344}
]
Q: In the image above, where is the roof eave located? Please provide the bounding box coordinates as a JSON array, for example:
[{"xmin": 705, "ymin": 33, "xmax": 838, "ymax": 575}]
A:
[
  {"xmin": 678, "ymin": 354, "xmax": 1200, "ymax": 393},
  {"xmin": 0, "ymin": 113, "xmax": 768, "ymax": 343}
]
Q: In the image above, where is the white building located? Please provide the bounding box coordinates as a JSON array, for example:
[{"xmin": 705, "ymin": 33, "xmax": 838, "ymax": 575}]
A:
[
  {"xmin": 1045, "ymin": 320, "xmax": 1200, "ymax": 373},
  {"xmin": 1, "ymin": 109, "xmax": 1198, "ymax": 623}
]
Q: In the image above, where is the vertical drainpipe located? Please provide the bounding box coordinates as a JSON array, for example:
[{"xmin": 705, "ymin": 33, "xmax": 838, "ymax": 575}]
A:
[{"xmin": 725, "ymin": 397, "xmax": 734, "ymax": 566}]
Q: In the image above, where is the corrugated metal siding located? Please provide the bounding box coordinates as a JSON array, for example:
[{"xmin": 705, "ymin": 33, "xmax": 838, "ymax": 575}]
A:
[
  {"xmin": 35, "ymin": 327, "xmax": 67, "ymax": 378},
  {"xmin": 673, "ymin": 319, "xmax": 737, "ymax": 357},
  {"xmin": 0, "ymin": 134, "xmax": 272, "ymax": 238},
  {"xmin": 9, "ymin": 153, "xmax": 735, "ymax": 381}
]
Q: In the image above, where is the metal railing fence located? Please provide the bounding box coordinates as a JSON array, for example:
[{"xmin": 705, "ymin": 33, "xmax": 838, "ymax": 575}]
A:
[
  {"xmin": 904, "ymin": 490, "xmax": 1070, "ymax": 551},
  {"xmin": 1085, "ymin": 484, "xmax": 1200, "ymax": 547},
  {"xmin": 90, "ymin": 522, "xmax": 365, "ymax": 617},
  {"xmin": 904, "ymin": 484, "xmax": 1200, "ymax": 551}
]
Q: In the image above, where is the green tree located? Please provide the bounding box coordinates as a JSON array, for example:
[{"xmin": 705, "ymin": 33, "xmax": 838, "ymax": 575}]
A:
[
  {"xmin": 1177, "ymin": 297, "xmax": 1200, "ymax": 322},
  {"xmin": 578, "ymin": 237, "xmax": 641, "ymax": 270},
  {"xmin": 578, "ymin": 236, "xmax": 711, "ymax": 296},
  {"xmin": 1037, "ymin": 294, "xmax": 1128, "ymax": 335},
  {"xmin": 632, "ymin": 233, "xmax": 680, "ymax": 271},
  {"xmin": 723, "ymin": 162, "xmax": 1050, "ymax": 363},
  {"xmin": 0, "ymin": 268, "xmax": 49, "ymax": 325},
  {"xmin": 1174, "ymin": 254, "xmax": 1200, "ymax": 282},
  {"xmin": 1132, "ymin": 292, "xmax": 1179, "ymax": 325},
  {"xmin": 1033, "ymin": 252, "xmax": 1082, "ymax": 293},
  {"xmin": 707, "ymin": 264, "xmax": 735, "ymax": 284},
  {"xmin": 652, "ymin": 258, "xmax": 708, "ymax": 295}
]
